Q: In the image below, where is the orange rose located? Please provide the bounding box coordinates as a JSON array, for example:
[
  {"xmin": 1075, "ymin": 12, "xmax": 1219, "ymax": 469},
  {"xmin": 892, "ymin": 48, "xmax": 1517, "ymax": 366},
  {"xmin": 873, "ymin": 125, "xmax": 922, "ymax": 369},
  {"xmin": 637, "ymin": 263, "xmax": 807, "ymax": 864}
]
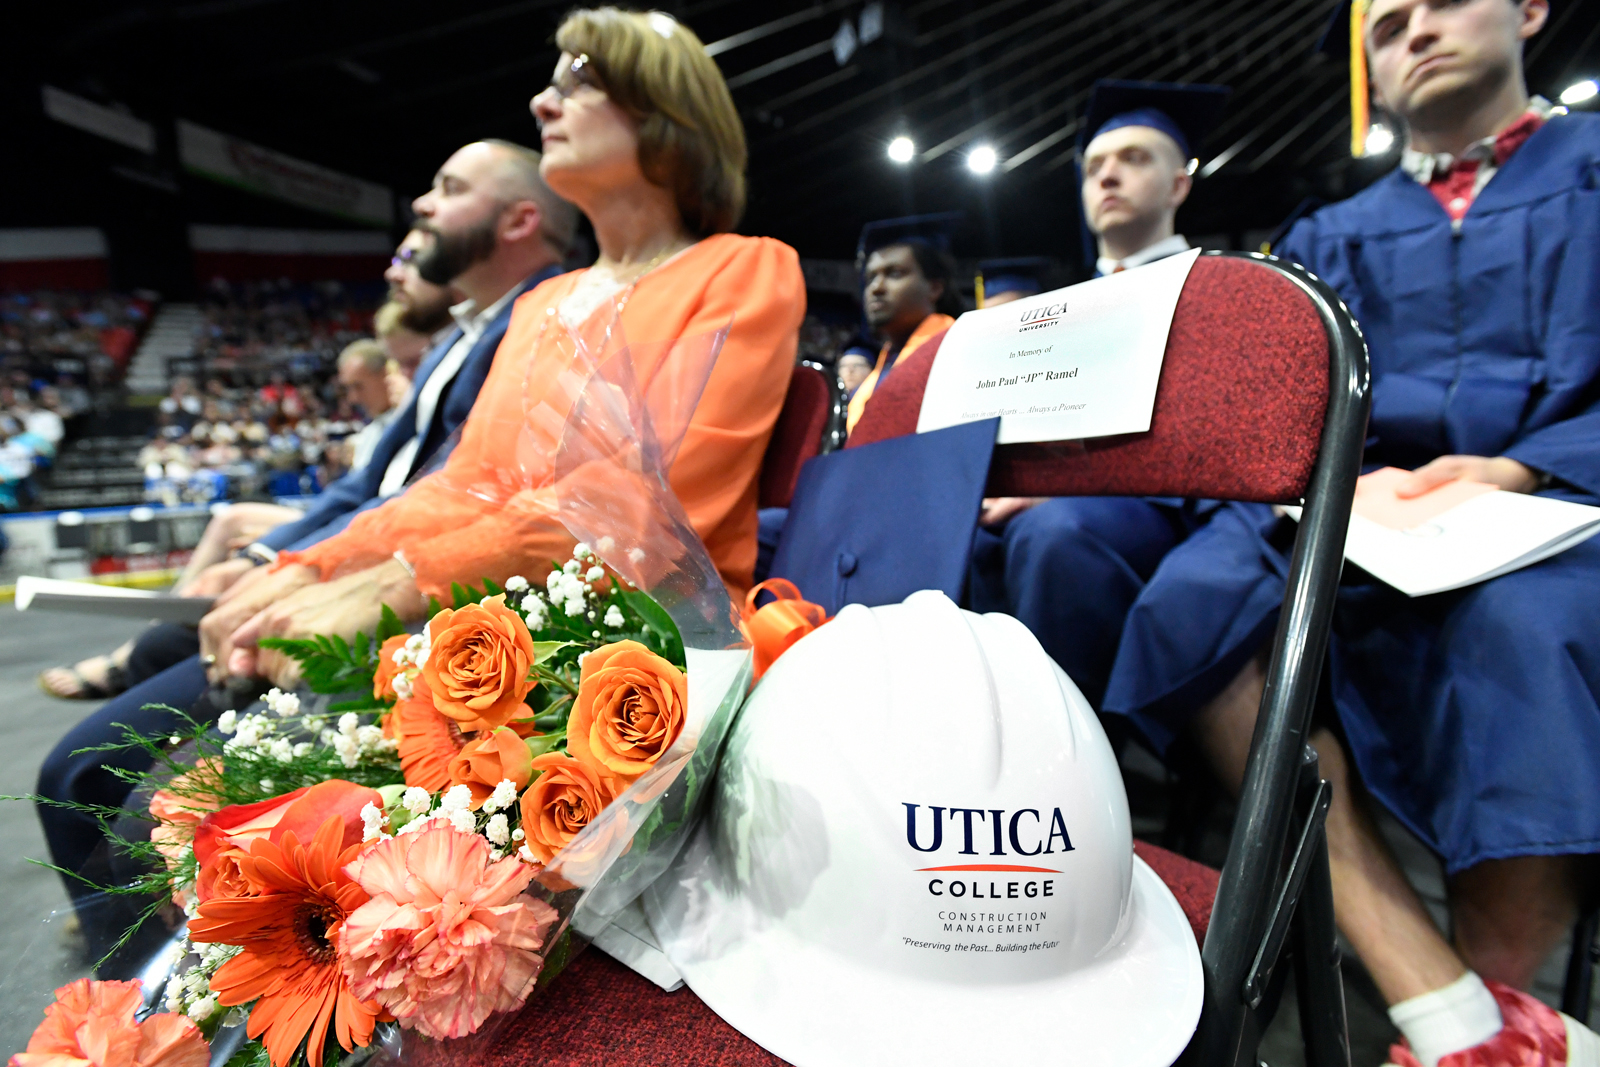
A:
[
  {"xmin": 195, "ymin": 846, "xmax": 254, "ymax": 904},
  {"xmin": 518, "ymin": 753, "xmax": 619, "ymax": 864},
  {"xmin": 567, "ymin": 641, "xmax": 688, "ymax": 784},
  {"xmin": 447, "ymin": 726, "xmax": 535, "ymax": 809},
  {"xmin": 421, "ymin": 595, "xmax": 537, "ymax": 730},
  {"xmin": 372, "ymin": 634, "xmax": 410, "ymax": 702}
]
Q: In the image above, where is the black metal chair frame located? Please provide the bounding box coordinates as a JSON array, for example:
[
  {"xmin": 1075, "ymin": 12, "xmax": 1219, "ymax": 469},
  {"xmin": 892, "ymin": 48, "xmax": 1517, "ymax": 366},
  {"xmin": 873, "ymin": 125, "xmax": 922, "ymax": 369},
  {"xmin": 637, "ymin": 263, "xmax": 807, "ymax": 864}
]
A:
[{"xmin": 1178, "ymin": 251, "xmax": 1371, "ymax": 1067}]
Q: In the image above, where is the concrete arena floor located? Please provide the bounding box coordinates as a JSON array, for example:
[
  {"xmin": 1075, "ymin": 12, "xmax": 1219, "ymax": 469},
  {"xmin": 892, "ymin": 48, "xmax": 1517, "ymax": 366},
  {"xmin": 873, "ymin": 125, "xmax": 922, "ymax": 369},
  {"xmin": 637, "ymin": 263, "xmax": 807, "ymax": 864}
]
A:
[
  {"xmin": 0, "ymin": 607, "xmax": 1587, "ymax": 1063},
  {"xmin": 0, "ymin": 607, "xmax": 146, "ymax": 1055}
]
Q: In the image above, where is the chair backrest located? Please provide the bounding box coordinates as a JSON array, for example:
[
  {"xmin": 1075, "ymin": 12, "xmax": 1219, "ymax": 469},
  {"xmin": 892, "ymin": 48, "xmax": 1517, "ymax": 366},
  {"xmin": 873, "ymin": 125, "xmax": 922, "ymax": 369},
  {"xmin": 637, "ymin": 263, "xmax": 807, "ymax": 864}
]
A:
[
  {"xmin": 759, "ymin": 361, "xmax": 837, "ymax": 509},
  {"xmin": 849, "ymin": 251, "xmax": 1373, "ymax": 1064},
  {"xmin": 848, "ymin": 254, "xmax": 1334, "ymax": 504}
]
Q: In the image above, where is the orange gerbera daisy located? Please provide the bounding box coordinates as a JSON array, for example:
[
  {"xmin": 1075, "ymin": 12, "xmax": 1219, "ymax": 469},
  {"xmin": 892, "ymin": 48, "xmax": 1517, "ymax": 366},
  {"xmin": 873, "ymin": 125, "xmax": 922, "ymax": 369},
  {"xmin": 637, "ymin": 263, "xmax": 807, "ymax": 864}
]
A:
[
  {"xmin": 392, "ymin": 694, "xmax": 473, "ymax": 792},
  {"xmin": 187, "ymin": 817, "xmax": 379, "ymax": 1067}
]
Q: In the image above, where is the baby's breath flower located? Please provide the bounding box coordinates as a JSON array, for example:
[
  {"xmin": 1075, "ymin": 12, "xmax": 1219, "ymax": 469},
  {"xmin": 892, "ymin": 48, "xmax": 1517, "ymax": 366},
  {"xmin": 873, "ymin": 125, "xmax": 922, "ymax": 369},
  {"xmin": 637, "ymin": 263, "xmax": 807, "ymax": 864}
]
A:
[
  {"xmin": 168, "ymin": 735, "xmax": 183, "ymax": 745},
  {"xmin": 361, "ymin": 802, "xmax": 386, "ymax": 842},
  {"xmin": 485, "ymin": 813, "xmax": 510, "ymax": 846},
  {"xmin": 292, "ymin": 742, "xmax": 312, "ymax": 758},
  {"xmin": 263, "ymin": 688, "xmax": 300, "ymax": 718},
  {"xmin": 188, "ymin": 995, "xmax": 217, "ymax": 1021},
  {"xmin": 505, "ymin": 575, "xmax": 529, "ymax": 593},
  {"xmin": 574, "ymin": 542, "xmax": 592, "ymax": 559},
  {"xmin": 448, "ymin": 807, "xmax": 476, "ymax": 834},
  {"xmin": 511, "ymin": 828, "xmax": 525, "ymax": 842},
  {"xmin": 267, "ymin": 738, "xmax": 294, "ymax": 763},
  {"xmin": 216, "ymin": 710, "xmax": 237, "ymax": 734},
  {"xmin": 585, "ymin": 565, "xmax": 606, "ymax": 582},
  {"xmin": 258, "ymin": 779, "xmax": 274, "ymax": 793},
  {"xmin": 440, "ymin": 784, "xmax": 474, "ymax": 813},
  {"xmin": 338, "ymin": 713, "xmax": 360, "ymax": 737},
  {"xmin": 484, "ymin": 778, "xmax": 519, "ymax": 814},
  {"xmin": 402, "ymin": 786, "xmax": 432, "ymax": 814},
  {"xmin": 393, "ymin": 672, "xmax": 414, "ymax": 701},
  {"xmin": 603, "ymin": 605, "xmax": 625, "ymax": 628},
  {"xmin": 563, "ymin": 559, "xmax": 580, "ymax": 576}
]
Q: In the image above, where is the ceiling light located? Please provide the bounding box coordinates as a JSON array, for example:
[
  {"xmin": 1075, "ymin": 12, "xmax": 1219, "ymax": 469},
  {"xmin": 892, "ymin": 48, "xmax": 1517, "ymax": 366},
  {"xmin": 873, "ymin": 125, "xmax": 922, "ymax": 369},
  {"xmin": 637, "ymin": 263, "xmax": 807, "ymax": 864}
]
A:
[
  {"xmin": 1560, "ymin": 79, "xmax": 1597, "ymax": 106},
  {"xmin": 1364, "ymin": 123, "xmax": 1395, "ymax": 156},
  {"xmin": 966, "ymin": 145, "xmax": 997, "ymax": 174},
  {"xmin": 887, "ymin": 136, "xmax": 915, "ymax": 163}
]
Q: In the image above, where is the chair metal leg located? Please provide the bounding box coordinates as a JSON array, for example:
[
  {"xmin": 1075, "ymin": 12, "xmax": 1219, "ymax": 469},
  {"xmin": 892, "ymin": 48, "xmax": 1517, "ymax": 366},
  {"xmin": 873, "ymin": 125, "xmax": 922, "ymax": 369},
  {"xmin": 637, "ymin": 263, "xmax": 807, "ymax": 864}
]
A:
[
  {"xmin": 1293, "ymin": 839, "xmax": 1351, "ymax": 1067},
  {"xmin": 1561, "ymin": 909, "xmax": 1599, "ymax": 1024}
]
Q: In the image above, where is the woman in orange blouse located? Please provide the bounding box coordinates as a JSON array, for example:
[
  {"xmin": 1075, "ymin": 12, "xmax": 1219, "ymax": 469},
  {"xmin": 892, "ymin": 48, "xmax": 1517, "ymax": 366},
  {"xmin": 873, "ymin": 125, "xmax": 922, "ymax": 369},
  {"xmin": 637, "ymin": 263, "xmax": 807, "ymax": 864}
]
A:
[{"xmin": 204, "ymin": 8, "xmax": 803, "ymax": 684}]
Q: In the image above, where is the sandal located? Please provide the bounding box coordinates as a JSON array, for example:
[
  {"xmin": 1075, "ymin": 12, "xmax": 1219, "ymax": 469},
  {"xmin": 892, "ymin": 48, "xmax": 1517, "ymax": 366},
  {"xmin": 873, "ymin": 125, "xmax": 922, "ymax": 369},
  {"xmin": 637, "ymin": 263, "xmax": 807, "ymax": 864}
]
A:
[{"xmin": 37, "ymin": 660, "xmax": 128, "ymax": 701}]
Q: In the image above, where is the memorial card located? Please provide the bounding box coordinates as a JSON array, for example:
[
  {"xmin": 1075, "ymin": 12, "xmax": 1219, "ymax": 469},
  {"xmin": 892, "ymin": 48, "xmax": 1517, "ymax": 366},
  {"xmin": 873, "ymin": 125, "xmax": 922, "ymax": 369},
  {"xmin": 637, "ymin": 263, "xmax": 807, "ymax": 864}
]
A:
[{"xmin": 917, "ymin": 248, "xmax": 1199, "ymax": 444}]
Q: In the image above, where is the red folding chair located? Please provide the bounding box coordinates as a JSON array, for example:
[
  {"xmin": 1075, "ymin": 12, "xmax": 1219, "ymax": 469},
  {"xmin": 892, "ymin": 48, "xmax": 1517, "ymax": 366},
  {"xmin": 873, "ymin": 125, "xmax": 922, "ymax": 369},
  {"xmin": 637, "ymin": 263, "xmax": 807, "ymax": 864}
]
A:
[
  {"xmin": 477, "ymin": 252, "xmax": 1371, "ymax": 1067},
  {"xmin": 757, "ymin": 361, "xmax": 843, "ymax": 510}
]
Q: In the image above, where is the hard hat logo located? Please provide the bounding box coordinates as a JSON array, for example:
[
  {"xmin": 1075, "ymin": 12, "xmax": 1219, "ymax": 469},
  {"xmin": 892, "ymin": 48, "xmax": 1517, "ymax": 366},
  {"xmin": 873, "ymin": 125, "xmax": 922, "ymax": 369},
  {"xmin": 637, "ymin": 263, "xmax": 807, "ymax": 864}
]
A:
[{"xmin": 902, "ymin": 802, "xmax": 1075, "ymax": 858}]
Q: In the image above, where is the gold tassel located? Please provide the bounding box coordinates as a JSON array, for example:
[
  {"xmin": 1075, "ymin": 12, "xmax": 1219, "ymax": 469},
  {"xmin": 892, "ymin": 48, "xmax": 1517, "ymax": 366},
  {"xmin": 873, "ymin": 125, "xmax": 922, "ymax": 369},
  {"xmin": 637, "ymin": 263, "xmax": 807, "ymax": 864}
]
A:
[
  {"xmin": 975, "ymin": 272, "xmax": 986, "ymax": 309},
  {"xmin": 1350, "ymin": 0, "xmax": 1370, "ymax": 156}
]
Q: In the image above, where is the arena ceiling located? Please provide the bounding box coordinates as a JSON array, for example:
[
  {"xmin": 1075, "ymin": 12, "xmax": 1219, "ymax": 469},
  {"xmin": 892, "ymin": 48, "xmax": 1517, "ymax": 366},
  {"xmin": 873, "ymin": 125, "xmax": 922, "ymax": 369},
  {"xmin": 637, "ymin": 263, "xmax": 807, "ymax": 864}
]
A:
[{"xmin": 16, "ymin": 0, "xmax": 1600, "ymax": 267}]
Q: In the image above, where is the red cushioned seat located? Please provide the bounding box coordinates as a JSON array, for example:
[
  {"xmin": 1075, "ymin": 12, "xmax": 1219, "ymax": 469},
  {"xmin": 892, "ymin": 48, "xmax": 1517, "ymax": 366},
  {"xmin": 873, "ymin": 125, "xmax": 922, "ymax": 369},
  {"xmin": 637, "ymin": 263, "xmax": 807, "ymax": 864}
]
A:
[
  {"xmin": 847, "ymin": 255, "xmax": 1330, "ymax": 505},
  {"xmin": 758, "ymin": 363, "xmax": 834, "ymax": 508},
  {"xmin": 474, "ymin": 842, "xmax": 1219, "ymax": 1067}
]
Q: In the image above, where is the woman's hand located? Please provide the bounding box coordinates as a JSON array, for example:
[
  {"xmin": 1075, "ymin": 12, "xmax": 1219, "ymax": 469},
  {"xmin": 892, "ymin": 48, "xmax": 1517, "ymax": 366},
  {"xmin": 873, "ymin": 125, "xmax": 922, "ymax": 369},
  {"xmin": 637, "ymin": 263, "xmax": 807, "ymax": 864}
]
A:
[
  {"xmin": 198, "ymin": 564, "xmax": 320, "ymax": 683},
  {"xmin": 1395, "ymin": 456, "xmax": 1540, "ymax": 498},
  {"xmin": 227, "ymin": 558, "xmax": 426, "ymax": 689},
  {"xmin": 184, "ymin": 557, "xmax": 257, "ymax": 599}
]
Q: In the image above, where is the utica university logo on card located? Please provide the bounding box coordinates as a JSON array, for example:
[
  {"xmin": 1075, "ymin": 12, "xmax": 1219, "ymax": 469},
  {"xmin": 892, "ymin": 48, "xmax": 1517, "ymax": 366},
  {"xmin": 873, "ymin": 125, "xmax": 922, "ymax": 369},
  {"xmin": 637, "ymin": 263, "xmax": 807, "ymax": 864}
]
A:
[
  {"xmin": 904, "ymin": 803, "xmax": 1071, "ymax": 899},
  {"xmin": 1018, "ymin": 301, "xmax": 1067, "ymax": 333}
]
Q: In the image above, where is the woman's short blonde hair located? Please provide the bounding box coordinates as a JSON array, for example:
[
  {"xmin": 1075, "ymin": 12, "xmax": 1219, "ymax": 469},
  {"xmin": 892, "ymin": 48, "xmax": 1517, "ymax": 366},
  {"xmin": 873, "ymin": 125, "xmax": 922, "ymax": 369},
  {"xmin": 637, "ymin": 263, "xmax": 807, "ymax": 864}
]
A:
[{"xmin": 555, "ymin": 7, "xmax": 747, "ymax": 236}]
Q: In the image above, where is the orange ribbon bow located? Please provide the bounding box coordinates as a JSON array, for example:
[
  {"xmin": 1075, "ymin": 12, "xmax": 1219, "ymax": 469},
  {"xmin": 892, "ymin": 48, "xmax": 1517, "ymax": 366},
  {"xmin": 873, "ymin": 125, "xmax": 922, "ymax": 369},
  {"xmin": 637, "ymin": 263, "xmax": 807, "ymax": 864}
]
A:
[{"xmin": 741, "ymin": 579, "xmax": 830, "ymax": 681}]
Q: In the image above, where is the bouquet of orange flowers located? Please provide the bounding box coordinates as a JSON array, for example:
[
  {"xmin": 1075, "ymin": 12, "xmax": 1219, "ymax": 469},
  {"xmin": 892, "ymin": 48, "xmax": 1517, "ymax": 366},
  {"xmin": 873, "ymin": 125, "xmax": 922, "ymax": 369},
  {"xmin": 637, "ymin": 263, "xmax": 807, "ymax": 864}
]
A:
[
  {"xmin": 15, "ymin": 547, "xmax": 753, "ymax": 1067},
  {"xmin": 15, "ymin": 322, "xmax": 761, "ymax": 1067}
]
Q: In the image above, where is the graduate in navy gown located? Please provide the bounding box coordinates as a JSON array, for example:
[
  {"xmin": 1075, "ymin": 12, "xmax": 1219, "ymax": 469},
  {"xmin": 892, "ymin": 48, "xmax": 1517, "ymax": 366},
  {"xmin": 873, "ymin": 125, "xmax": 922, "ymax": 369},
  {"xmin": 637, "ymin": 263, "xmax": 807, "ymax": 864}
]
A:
[
  {"xmin": 966, "ymin": 80, "xmax": 1231, "ymax": 708},
  {"xmin": 1104, "ymin": 0, "xmax": 1600, "ymax": 1060}
]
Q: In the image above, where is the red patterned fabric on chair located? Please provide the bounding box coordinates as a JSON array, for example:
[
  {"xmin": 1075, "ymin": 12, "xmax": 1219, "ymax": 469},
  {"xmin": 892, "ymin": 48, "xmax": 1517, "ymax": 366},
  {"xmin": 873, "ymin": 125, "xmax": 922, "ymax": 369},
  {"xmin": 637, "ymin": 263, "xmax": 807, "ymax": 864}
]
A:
[
  {"xmin": 847, "ymin": 255, "xmax": 1330, "ymax": 505},
  {"xmin": 758, "ymin": 363, "xmax": 833, "ymax": 509},
  {"xmin": 475, "ymin": 842, "xmax": 1218, "ymax": 1067}
]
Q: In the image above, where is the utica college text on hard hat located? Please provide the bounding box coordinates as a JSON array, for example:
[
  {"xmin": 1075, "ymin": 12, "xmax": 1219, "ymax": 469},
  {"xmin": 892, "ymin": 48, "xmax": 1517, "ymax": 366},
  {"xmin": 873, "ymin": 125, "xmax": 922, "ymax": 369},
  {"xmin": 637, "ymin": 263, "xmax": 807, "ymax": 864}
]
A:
[{"xmin": 901, "ymin": 803, "xmax": 1072, "ymax": 949}]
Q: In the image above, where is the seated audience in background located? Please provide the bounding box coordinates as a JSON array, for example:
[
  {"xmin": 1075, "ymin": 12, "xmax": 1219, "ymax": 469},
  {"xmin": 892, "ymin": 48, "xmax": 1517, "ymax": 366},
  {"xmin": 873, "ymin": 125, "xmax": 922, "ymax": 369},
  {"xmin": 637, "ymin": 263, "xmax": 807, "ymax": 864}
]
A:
[
  {"xmin": 836, "ymin": 337, "xmax": 876, "ymax": 396},
  {"xmin": 844, "ymin": 218, "xmax": 963, "ymax": 436},
  {"xmin": 1104, "ymin": 0, "xmax": 1600, "ymax": 1061},
  {"xmin": 965, "ymin": 81, "xmax": 1230, "ymax": 709},
  {"xmin": 335, "ymin": 339, "xmax": 400, "ymax": 472},
  {"xmin": 36, "ymin": 0, "xmax": 809, "ymax": 893},
  {"xmin": 372, "ymin": 300, "xmax": 433, "ymax": 383},
  {"xmin": 35, "ymin": 156, "xmax": 573, "ymax": 707}
]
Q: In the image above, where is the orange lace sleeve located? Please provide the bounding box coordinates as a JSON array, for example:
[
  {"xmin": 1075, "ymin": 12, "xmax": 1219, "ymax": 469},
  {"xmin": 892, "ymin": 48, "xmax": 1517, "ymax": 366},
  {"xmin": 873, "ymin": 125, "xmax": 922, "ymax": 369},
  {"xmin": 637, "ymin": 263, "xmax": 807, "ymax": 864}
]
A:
[{"xmin": 282, "ymin": 234, "xmax": 803, "ymax": 601}]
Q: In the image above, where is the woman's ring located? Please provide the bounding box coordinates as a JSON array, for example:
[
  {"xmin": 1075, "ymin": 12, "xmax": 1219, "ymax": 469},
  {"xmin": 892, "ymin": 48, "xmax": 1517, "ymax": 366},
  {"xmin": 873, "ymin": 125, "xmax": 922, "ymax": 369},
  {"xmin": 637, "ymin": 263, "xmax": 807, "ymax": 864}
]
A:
[{"xmin": 201, "ymin": 654, "xmax": 217, "ymax": 666}]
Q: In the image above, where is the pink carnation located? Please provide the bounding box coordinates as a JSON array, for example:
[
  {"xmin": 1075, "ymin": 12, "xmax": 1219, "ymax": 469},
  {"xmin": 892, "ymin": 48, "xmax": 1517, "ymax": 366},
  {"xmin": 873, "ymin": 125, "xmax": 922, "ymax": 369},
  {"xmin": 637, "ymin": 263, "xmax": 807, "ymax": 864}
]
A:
[{"xmin": 338, "ymin": 826, "xmax": 558, "ymax": 1040}]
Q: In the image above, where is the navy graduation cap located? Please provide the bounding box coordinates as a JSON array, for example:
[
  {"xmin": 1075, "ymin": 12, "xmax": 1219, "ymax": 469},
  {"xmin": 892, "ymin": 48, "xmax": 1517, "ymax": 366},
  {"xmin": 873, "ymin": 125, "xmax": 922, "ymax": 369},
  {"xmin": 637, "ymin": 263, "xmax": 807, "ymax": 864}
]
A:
[
  {"xmin": 975, "ymin": 257, "xmax": 1053, "ymax": 307},
  {"xmin": 1079, "ymin": 79, "xmax": 1233, "ymax": 162},
  {"xmin": 855, "ymin": 212, "xmax": 963, "ymax": 272}
]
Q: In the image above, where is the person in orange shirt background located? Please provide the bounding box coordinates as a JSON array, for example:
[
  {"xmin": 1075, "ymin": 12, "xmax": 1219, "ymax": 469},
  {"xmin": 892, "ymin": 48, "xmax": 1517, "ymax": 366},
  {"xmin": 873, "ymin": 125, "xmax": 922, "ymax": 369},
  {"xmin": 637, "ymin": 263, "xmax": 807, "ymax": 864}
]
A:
[{"xmin": 201, "ymin": 6, "xmax": 805, "ymax": 687}]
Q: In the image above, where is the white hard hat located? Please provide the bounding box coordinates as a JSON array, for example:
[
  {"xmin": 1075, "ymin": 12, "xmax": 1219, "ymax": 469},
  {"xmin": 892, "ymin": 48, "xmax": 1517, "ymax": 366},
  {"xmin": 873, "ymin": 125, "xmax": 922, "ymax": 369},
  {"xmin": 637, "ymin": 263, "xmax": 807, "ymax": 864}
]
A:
[{"xmin": 643, "ymin": 590, "xmax": 1202, "ymax": 1067}]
